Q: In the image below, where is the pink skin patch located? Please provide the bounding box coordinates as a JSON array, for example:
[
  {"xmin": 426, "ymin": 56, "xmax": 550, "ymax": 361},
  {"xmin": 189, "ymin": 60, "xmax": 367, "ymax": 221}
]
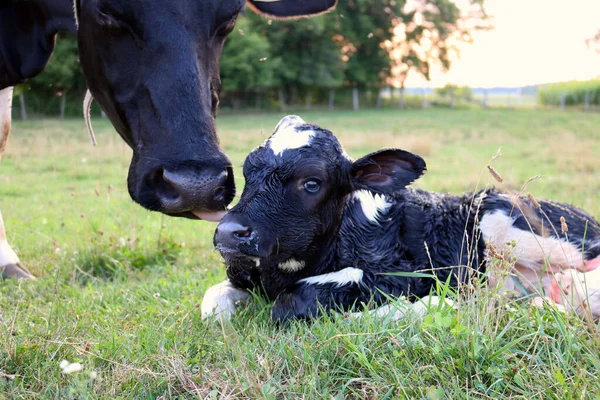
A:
[
  {"xmin": 584, "ymin": 256, "xmax": 600, "ymax": 272},
  {"xmin": 549, "ymin": 274, "xmax": 567, "ymax": 304},
  {"xmin": 192, "ymin": 210, "xmax": 227, "ymax": 222}
]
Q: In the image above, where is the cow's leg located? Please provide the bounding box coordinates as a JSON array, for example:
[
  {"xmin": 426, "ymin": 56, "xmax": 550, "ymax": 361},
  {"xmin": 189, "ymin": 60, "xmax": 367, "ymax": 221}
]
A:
[
  {"xmin": 0, "ymin": 87, "xmax": 12, "ymax": 156},
  {"xmin": 0, "ymin": 87, "xmax": 34, "ymax": 280},
  {"xmin": 479, "ymin": 210, "xmax": 588, "ymax": 275},
  {"xmin": 201, "ymin": 280, "xmax": 251, "ymax": 320},
  {"xmin": 1, "ymin": 209, "xmax": 34, "ymax": 280},
  {"xmin": 547, "ymin": 268, "xmax": 600, "ymax": 319}
]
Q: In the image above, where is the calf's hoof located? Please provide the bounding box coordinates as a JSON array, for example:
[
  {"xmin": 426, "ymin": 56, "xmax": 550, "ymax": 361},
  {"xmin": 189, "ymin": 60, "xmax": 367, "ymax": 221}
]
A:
[{"xmin": 1, "ymin": 262, "xmax": 35, "ymax": 280}]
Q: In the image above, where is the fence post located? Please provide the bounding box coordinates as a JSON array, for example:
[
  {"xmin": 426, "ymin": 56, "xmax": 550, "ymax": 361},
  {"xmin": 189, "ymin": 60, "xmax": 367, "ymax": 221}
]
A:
[
  {"xmin": 421, "ymin": 88, "xmax": 427, "ymax": 109},
  {"xmin": 450, "ymin": 88, "xmax": 455, "ymax": 109},
  {"xmin": 584, "ymin": 90, "xmax": 590, "ymax": 112},
  {"xmin": 376, "ymin": 89, "xmax": 382, "ymax": 109},
  {"xmin": 19, "ymin": 93, "xmax": 27, "ymax": 120},
  {"xmin": 560, "ymin": 91, "xmax": 566, "ymax": 110},
  {"xmin": 59, "ymin": 93, "xmax": 66, "ymax": 119},
  {"xmin": 482, "ymin": 89, "xmax": 488, "ymax": 109},
  {"xmin": 352, "ymin": 88, "xmax": 359, "ymax": 111},
  {"xmin": 278, "ymin": 89, "xmax": 286, "ymax": 113},
  {"xmin": 516, "ymin": 87, "xmax": 522, "ymax": 105},
  {"xmin": 328, "ymin": 90, "xmax": 335, "ymax": 110},
  {"xmin": 398, "ymin": 88, "xmax": 405, "ymax": 109}
]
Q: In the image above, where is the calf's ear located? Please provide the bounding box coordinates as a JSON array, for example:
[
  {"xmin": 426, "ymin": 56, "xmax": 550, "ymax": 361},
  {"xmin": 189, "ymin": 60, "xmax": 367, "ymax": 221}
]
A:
[
  {"xmin": 247, "ymin": 0, "xmax": 337, "ymax": 19},
  {"xmin": 350, "ymin": 149, "xmax": 426, "ymax": 195}
]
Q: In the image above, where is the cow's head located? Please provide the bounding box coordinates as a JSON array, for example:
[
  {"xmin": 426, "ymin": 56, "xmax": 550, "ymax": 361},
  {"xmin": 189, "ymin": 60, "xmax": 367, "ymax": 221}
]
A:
[
  {"xmin": 214, "ymin": 116, "xmax": 426, "ymax": 294},
  {"xmin": 71, "ymin": 0, "xmax": 336, "ymax": 220}
]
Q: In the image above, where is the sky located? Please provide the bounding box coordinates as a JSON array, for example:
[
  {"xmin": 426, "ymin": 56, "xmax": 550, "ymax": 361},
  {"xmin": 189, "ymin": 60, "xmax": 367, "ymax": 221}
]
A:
[{"xmin": 404, "ymin": 0, "xmax": 600, "ymax": 88}]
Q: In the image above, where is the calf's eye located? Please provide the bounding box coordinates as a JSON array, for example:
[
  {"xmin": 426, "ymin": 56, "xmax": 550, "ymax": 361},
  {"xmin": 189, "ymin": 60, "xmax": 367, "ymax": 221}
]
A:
[{"xmin": 303, "ymin": 179, "xmax": 321, "ymax": 193}]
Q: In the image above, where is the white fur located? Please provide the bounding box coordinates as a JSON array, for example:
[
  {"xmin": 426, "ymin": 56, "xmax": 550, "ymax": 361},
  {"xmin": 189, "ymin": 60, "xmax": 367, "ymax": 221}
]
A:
[
  {"xmin": 278, "ymin": 258, "xmax": 305, "ymax": 272},
  {"xmin": 0, "ymin": 239, "xmax": 20, "ymax": 267},
  {"xmin": 299, "ymin": 267, "xmax": 363, "ymax": 287},
  {"xmin": 353, "ymin": 190, "xmax": 392, "ymax": 223},
  {"xmin": 551, "ymin": 268, "xmax": 600, "ymax": 318},
  {"xmin": 0, "ymin": 87, "xmax": 13, "ymax": 156},
  {"xmin": 201, "ymin": 280, "xmax": 251, "ymax": 320},
  {"xmin": 267, "ymin": 115, "xmax": 313, "ymax": 156},
  {"xmin": 0, "ymin": 210, "xmax": 20, "ymax": 266},
  {"xmin": 479, "ymin": 210, "xmax": 584, "ymax": 273},
  {"xmin": 349, "ymin": 296, "xmax": 455, "ymax": 321}
]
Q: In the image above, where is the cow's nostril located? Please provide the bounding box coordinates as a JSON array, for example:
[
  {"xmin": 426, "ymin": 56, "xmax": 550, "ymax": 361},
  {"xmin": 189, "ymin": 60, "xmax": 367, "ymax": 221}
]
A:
[
  {"xmin": 214, "ymin": 187, "xmax": 225, "ymax": 202},
  {"xmin": 149, "ymin": 168, "xmax": 180, "ymax": 201},
  {"xmin": 233, "ymin": 227, "xmax": 253, "ymax": 239}
]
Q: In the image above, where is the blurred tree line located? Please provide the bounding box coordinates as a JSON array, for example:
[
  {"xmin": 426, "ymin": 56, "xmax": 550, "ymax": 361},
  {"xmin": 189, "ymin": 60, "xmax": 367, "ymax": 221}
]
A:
[{"xmin": 15, "ymin": 0, "xmax": 488, "ymax": 117}]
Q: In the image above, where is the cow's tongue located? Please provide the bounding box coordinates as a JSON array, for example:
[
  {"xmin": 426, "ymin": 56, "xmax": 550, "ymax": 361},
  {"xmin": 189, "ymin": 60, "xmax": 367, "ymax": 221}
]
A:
[{"xmin": 192, "ymin": 210, "xmax": 227, "ymax": 222}]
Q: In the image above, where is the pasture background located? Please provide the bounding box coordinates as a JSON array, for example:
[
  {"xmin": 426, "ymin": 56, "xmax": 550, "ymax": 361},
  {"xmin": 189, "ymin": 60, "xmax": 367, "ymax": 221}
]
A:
[{"xmin": 1, "ymin": 109, "xmax": 600, "ymax": 398}]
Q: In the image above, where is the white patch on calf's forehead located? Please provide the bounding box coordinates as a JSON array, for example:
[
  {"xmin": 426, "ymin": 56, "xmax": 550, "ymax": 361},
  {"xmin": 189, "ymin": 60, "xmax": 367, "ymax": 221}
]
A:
[
  {"xmin": 278, "ymin": 258, "xmax": 305, "ymax": 272},
  {"xmin": 267, "ymin": 115, "xmax": 313, "ymax": 156},
  {"xmin": 353, "ymin": 190, "xmax": 392, "ymax": 223},
  {"xmin": 274, "ymin": 115, "xmax": 305, "ymax": 131},
  {"xmin": 299, "ymin": 267, "xmax": 363, "ymax": 287}
]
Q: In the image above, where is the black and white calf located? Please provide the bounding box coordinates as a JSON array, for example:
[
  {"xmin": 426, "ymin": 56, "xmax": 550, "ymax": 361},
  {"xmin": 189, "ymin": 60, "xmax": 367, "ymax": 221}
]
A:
[{"xmin": 201, "ymin": 116, "xmax": 600, "ymax": 322}]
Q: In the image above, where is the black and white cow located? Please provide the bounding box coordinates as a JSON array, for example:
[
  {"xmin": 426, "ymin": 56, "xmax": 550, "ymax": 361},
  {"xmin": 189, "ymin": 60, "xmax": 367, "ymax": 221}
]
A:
[
  {"xmin": 201, "ymin": 116, "xmax": 600, "ymax": 322},
  {"xmin": 0, "ymin": 0, "xmax": 337, "ymax": 279}
]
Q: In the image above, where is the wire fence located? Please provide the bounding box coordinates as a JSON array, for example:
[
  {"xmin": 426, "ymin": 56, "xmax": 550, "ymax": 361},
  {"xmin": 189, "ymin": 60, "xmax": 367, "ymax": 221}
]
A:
[{"xmin": 10, "ymin": 85, "xmax": 600, "ymax": 120}]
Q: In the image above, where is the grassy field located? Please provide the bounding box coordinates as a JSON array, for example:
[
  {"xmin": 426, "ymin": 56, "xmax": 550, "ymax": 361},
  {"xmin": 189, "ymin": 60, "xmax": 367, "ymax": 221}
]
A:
[{"xmin": 1, "ymin": 108, "xmax": 600, "ymax": 398}]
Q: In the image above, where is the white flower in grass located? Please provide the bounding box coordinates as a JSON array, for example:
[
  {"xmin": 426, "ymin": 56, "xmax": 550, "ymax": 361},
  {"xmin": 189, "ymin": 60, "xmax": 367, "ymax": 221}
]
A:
[{"xmin": 60, "ymin": 360, "xmax": 83, "ymax": 374}]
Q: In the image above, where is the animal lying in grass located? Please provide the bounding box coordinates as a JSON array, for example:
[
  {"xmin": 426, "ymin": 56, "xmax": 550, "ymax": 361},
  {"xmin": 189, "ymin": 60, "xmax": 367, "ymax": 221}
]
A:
[{"xmin": 201, "ymin": 115, "xmax": 600, "ymax": 322}]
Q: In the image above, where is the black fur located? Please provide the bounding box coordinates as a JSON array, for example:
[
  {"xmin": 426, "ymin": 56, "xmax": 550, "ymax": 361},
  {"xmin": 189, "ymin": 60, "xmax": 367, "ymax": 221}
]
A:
[{"xmin": 215, "ymin": 117, "xmax": 600, "ymax": 323}]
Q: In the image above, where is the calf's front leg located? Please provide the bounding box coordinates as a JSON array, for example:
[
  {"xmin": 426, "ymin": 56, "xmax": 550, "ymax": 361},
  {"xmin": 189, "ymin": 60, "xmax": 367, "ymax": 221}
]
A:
[
  {"xmin": 201, "ymin": 280, "xmax": 251, "ymax": 320},
  {"xmin": 271, "ymin": 267, "xmax": 423, "ymax": 322}
]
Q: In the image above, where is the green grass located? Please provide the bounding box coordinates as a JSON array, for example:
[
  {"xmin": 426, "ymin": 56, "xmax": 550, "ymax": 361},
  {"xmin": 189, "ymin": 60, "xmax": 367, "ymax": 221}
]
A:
[{"xmin": 1, "ymin": 108, "xmax": 600, "ymax": 398}]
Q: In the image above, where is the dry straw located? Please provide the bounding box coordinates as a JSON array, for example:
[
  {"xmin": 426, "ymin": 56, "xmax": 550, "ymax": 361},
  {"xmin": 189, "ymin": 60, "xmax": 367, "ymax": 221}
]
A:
[{"xmin": 486, "ymin": 165, "xmax": 503, "ymax": 183}]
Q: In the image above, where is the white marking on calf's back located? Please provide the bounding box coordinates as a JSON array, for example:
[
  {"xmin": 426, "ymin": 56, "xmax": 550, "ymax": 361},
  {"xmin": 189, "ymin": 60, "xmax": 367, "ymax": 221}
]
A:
[
  {"xmin": 278, "ymin": 258, "xmax": 305, "ymax": 272},
  {"xmin": 267, "ymin": 115, "xmax": 313, "ymax": 156},
  {"xmin": 353, "ymin": 190, "xmax": 392, "ymax": 223},
  {"xmin": 299, "ymin": 267, "xmax": 363, "ymax": 287},
  {"xmin": 479, "ymin": 210, "xmax": 583, "ymax": 271}
]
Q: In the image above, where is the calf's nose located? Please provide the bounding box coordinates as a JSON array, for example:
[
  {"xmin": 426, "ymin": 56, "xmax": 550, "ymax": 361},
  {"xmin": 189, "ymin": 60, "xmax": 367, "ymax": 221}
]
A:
[{"xmin": 215, "ymin": 221, "xmax": 256, "ymax": 250}]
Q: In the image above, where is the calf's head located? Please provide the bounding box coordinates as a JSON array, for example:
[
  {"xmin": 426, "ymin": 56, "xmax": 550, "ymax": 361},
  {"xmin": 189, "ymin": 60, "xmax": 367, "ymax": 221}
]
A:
[
  {"xmin": 215, "ymin": 116, "xmax": 426, "ymax": 292},
  {"xmin": 72, "ymin": 0, "xmax": 336, "ymax": 219}
]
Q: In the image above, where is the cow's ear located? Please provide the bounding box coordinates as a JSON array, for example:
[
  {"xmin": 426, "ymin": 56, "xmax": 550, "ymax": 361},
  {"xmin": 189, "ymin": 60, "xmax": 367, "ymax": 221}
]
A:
[
  {"xmin": 0, "ymin": 2, "xmax": 76, "ymax": 88},
  {"xmin": 350, "ymin": 149, "xmax": 426, "ymax": 195},
  {"xmin": 247, "ymin": 0, "xmax": 337, "ymax": 19}
]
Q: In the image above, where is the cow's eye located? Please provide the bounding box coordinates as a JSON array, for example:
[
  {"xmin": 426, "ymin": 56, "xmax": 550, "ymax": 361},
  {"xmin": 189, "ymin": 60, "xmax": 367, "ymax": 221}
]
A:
[
  {"xmin": 303, "ymin": 179, "xmax": 321, "ymax": 193},
  {"xmin": 215, "ymin": 16, "xmax": 238, "ymax": 37}
]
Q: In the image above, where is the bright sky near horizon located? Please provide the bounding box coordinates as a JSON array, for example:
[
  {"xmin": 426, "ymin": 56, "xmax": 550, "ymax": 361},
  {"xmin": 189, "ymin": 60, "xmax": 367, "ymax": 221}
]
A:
[{"xmin": 404, "ymin": 0, "xmax": 600, "ymax": 88}]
